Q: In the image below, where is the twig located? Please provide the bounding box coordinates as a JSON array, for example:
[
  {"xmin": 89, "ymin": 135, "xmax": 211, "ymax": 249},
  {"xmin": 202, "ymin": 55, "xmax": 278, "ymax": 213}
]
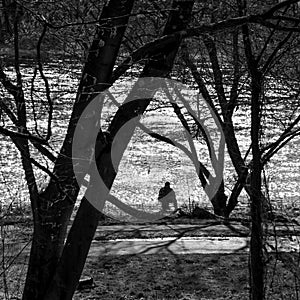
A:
[{"xmin": 0, "ymin": 126, "xmax": 48, "ymax": 145}]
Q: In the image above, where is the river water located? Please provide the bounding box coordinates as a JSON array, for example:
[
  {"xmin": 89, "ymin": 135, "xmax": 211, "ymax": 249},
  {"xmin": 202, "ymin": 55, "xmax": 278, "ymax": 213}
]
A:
[{"xmin": 0, "ymin": 62, "xmax": 299, "ymax": 220}]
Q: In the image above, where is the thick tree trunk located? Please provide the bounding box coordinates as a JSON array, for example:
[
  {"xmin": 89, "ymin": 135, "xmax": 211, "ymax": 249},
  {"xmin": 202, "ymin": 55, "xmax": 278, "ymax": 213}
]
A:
[
  {"xmin": 211, "ymin": 180, "xmax": 227, "ymax": 217},
  {"xmin": 22, "ymin": 1, "xmax": 135, "ymax": 299},
  {"xmin": 239, "ymin": 2, "xmax": 265, "ymax": 294},
  {"xmin": 249, "ymin": 72, "xmax": 264, "ymax": 300},
  {"xmin": 43, "ymin": 1, "xmax": 195, "ymax": 299}
]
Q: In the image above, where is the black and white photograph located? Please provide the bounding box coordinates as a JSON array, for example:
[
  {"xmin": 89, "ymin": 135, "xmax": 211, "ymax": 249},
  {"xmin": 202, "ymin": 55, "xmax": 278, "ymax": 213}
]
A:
[{"xmin": 0, "ymin": 0, "xmax": 299, "ymax": 299}]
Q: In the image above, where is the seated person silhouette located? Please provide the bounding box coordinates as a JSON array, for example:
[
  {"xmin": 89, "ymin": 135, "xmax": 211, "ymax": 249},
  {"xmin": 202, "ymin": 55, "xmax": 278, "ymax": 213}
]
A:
[{"xmin": 158, "ymin": 182, "xmax": 177, "ymax": 212}]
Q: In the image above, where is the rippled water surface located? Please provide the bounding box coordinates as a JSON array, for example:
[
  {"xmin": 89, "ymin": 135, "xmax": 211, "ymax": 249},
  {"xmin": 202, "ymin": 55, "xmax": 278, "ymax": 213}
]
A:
[{"xmin": 0, "ymin": 63, "xmax": 299, "ymax": 219}]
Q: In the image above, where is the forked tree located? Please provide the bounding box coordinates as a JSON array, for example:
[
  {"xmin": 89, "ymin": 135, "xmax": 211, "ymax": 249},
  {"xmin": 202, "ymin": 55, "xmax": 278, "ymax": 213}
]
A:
[{"xmin": 0, "ymin": 0, "xmax": 299, "ymax": 299}]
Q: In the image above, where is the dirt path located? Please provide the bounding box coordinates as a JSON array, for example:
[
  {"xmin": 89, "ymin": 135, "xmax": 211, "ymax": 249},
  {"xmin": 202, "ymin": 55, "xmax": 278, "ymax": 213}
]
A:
[
  {"xmin": 88, "ymin": 236, "xmax": 249, "ymax": 256},
  {"xmin": 88, "ymin": 235, "xmax": 300, "ymax": 257},
  {"xmin": 3, "ymin": 221, "xmax": 300, "ymax": 259},
  {"xmin": 94, "ymin": 221, "xmax": 250, "ymax": 236}
]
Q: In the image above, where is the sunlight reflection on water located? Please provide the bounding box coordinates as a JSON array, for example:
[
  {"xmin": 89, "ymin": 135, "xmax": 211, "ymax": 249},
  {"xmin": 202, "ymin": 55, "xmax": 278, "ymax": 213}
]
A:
[{"xmin": 0, "ymin": 65, "xmax": 299, "ymax": 219}]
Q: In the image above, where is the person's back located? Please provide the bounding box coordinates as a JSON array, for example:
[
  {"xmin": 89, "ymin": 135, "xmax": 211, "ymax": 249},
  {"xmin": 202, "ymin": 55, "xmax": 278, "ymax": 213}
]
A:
[{"xmin": 158, "ymin": 182, "xmax": 177, "ymax": 211}]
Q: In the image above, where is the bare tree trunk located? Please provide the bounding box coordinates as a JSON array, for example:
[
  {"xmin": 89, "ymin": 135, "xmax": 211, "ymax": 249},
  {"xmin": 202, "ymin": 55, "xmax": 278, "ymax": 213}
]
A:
[
  {"xmin": 42, "ymin": 1, "xmax": 195, "ymax": 299},
  {"xmin": 211, "ymin": 180, "xmax": 227, "ymax": 216},
  {"xmin": 181, "ymin": 45, "xmax": 228, "ymax": 217},
  {"xmin": 238, "ymin": 0, "xmax": 264, "ymax": 296},
  {"xmin": 22, "ymin": 0, "xmax": 135, "ymax": 299},
  {"xmin": 249, "ymin": 71, "xmax": 264, "ymax": 300}
]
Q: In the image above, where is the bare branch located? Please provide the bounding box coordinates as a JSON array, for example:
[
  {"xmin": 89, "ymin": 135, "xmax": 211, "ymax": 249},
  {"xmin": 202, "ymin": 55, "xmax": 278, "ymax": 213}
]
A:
[
  {"xmin": 112, "ymin": 8, "xmax": 300, "ymax": 83},
  {"xmin": 0, "ymin": 67, "xmax": 18, "ymax": 98},
  {"xmin": 256, "ymin": 5, "xmax": 290, "ymax": 66},
  {"xmin": 259, "ymin": 19, "xmax": 300, "ymax": 32},
  {"xmin": 36, "ymin": 23, "xmax": 53, "ymax": 141},
  {"xmin": 10, "ymin": 135, "xmax": 70, "ymax": 204},
  {"xmin": 0, "ymin": 99, "xmax": 18, "ymax": 126},
  {"xmin": 263, "ymin": 129, "xmax": 300, "ymax": 164},
  {"xmin": 44, "ymin": 9, "xmax": 177, "ymax": 30},
  {"xmin": 30, "ymin": 67, "xmax": 41, "ymax": 137},
  {"xmin": 203, "ymin": 35, "xmax": 228, "ymax": 115},
  {"xmin": 147, "ymin": 130, "xmax": 210, "ymax": 187},
  {"xmin": 13, "ymin": 7, "xmax": 23, "ymax": 94},
  {"xmin": 271, "ymin": 15, "xmax": 300, "ymax": 23},
  {"xmin": 106, "ymin": 88, "xmax": 210, "ymax": 187},
  {"xmin": 262, "ymin": 114, "xmax": 300, "ymax": 162},
  {"xmin": 30, "ymin": 141, "xmax": 56, "ymax": 163},
  {"xmin": 263, "ymin": 0, "xmax": 300, "ymax": 18},
  {"xmin": 181, "ymin": 44, "xmax": 222, "ymax": 125},
  {"xmin": 0, "ymin": 126, "xmax": 48, "ymax": 144},
  {"xmin": 262, "ymin": 28, "xmax": 297, "ymax": 73},
  {"xmin": 229, "ymin": 29, "xmax": 241, "ymax": 115}
]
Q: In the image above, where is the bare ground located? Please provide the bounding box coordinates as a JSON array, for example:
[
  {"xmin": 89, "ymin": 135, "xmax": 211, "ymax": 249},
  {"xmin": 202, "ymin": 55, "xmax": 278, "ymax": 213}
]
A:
[
  {"xmin": 1, "ymin": 217, "xmax": 299, "ymax": 299},
  {"xmin": 72, "ymin": 217, "xmax": 300, "ymax": 300},
  {"xmin": 74, "ymin": 252, "xmax": 299, "ymax": 300}
]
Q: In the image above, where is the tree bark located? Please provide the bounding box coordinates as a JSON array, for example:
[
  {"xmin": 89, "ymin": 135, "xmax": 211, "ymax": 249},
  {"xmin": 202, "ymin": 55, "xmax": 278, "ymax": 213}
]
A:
[
  {"xmin": 22, "ymin": 0, "xmax": 135, "ymax": 299},
  {"xmin": 211, "ymin": 180, "xmax": 227, "ymax": 217},
  {"xmin": 249, "ymin": 71, "xmax": 264, "ymax": 300},
  {"xmin": 42, "ymin": 1, "xmax": 195, "ymax": 300},
  {"xmin": 238, "ymin": 1, "xmax": 265, "ymax": 296}
]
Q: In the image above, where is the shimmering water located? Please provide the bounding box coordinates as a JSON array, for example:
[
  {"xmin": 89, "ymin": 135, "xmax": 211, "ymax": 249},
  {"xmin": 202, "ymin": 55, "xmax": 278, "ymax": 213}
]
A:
[{"xmin": 0, "ymin": 63, "xmax": 299, "ymax": 219}]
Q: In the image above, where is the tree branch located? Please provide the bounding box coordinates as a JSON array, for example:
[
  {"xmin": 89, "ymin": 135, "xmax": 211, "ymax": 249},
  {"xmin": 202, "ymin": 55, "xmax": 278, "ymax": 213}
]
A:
[
  {"xmin": 259, "ymin": 19, "xmax": 300, "ymax": 33},
  {"xmin": 203, "ymin": 35, "xmax": 228, "ymax": 116},
  {"xmin": 0, "ymin": 67, "xmax": 18, "ymax": 98},
  {"xmin": 181, "ymin": 44, "xmax": 223, "ymax": 125},
  {"xmin": 0, "ymin": 126, "xmax": 48, "ymax": 144},
  {"xmin": 263, "ymin": 0, "xmax": 300, "ymax": 18},
  {"xmin": 0, "ymin": 99, "xmax": 18, "ymax": 126},
  {"xmin": 111, "ymin": 6, "xmax": 300, "ymax": 83},
  {"xmin": 229, "ymin": 29, "xmax": 241, "ymax": 116},
  {"xmin": 262, "ymin": 23, "xmax": 299, "ymax": 74},
  {"xmin": 262, "ymin": 114, "xmax": 300, "ymax": 163},
  {"xmin": 36, "ymin": 23, "xmax": 53, "ymax": 141}
]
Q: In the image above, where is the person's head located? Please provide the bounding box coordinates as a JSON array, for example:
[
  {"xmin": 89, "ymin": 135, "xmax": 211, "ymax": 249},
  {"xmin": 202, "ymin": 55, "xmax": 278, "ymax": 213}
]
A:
[{"xmin": 165, "ymin": 182, "xmax": 170, "ymax": 187}]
